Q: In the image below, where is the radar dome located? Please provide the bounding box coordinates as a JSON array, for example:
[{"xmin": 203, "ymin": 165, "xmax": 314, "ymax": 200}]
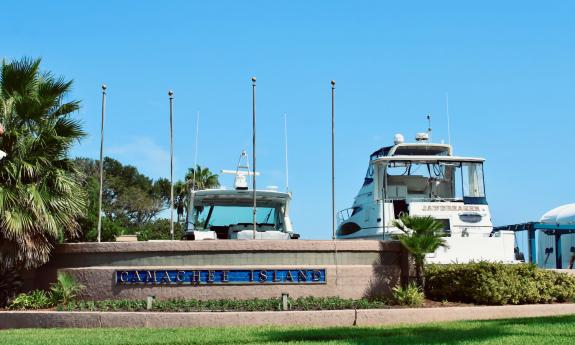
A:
[{"xmin": 394, "ymin": 133, "xmax": 404, "ymax": 145}]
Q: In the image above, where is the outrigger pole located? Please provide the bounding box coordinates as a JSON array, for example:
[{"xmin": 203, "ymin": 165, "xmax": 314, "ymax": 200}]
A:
[
  {"xmin": 252, "ymin": 77, "xmax": 257, "ymax": 240},
  {"xmin": 97, "ymin": 84, "xmax": 107, "ymax": 243}
]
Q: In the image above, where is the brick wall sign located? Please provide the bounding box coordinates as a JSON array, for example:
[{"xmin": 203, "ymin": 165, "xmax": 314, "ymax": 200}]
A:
[{"xmin": 115, "ymin": 269, "xmax": 326, "ymax": 285}]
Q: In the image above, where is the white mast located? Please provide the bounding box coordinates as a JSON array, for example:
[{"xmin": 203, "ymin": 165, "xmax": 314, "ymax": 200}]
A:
[
  {"xmin": 187, "ymin": 111, "xmax": 200, "ymax": 231},
  {"xmin": 446, "ymin": 92, "xmax": 451, "ymax": 146},
  {"xmin": 284, "ymin": 112, "xmax": 289, "ymax": 192},
  {"xmin": 192, "ymin": 111, "xmax": 200, "ymax": 187},
  {"xmin": 427, "ymin": 113, "xmax": 432, "ymax": 142}
]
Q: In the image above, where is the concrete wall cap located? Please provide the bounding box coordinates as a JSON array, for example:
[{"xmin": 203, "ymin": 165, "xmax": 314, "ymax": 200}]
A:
[{"xmin": 55, "ymin": 240, "xmax": 400, "ymax": 254}]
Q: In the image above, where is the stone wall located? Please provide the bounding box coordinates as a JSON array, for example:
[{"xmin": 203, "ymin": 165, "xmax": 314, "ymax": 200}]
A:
[{"xmin": 33, "ymin": 240, "xmax": 409, "ymax": 300}]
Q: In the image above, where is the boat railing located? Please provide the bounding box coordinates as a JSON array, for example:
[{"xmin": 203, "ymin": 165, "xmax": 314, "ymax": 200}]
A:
[
  {"xmin": 383, "ymin": 197, "xmax": 463, "ymax": 203},
  {"xmin": 337, "ymin": 208, "xmax": 354, "ymax": 225}
]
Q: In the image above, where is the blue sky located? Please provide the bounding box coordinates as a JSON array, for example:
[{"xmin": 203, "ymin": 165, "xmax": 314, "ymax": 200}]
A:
[{"xmin": 3, "ymin": 1, "xmax": 574, "ymax": 239}]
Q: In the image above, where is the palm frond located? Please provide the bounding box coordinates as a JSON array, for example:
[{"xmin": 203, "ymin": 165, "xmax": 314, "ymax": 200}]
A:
[{"xmin": 0, "ymin": 58, "xmax": 85, "ymax": 270}]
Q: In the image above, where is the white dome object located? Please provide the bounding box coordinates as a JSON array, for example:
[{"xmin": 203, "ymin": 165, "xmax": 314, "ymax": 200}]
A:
[
  {"xmin": 540, "ymin": 204, "xmax": 575, "ymax": 225},
  {"xmin": 394, "ymin": 133, "xmax": 404, "ymax": 145}
]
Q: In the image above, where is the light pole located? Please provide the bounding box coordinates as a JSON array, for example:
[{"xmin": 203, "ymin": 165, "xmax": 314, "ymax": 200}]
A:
[
  {"xmin": 169, "ymin": 90, "xmax": 174, "ymax": 241},
  {"xmin": 251, "ymin": 77, "xmax": 257, "ymax": 240},
  {"xmin": 331, "ymin": 80, "xmax": 336, "ymax": 240},
  {"xmin": 97, "ymin": 84, "xmax": 107, "ymax": 243}
]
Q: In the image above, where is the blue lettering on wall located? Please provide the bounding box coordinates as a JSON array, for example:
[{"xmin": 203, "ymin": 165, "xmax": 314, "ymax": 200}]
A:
[{"xmin": 116, "ymin": 269, "xmax": 326, "ymax": 285}]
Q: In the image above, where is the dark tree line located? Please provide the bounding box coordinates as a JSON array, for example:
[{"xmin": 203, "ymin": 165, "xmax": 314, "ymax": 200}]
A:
[{"xmin": 72, "ymin": 157, "xmax": 220, "ymax": 242}]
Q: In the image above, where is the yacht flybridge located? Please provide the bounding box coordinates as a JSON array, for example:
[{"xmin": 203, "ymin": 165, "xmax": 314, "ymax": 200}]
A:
[
  {"xmin": 337, "ymin": 133, "xmax": 516, "ymax": 263},
  {"xmin": 184, "ymin": 151, "xmax": 298, "ymax": 240}
]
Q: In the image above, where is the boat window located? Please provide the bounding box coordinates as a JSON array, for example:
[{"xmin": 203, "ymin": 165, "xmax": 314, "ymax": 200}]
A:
[
  {"xmin": 381, "ymin": 160, "xmax": 485, "ymax": 202},
  {"xmin": 384, "ymin": 162, "xmax": 454, "ymax": 200},
  {"xmin": 363, "ymin": 165, "xmax": 374, "ymax": 186},
  {"xmin": 451, "ymin": 162, "xmax": 487, "ymax": 203},
  {"xmin": 462, "ymin": 162, "xmax": 486, "ymax": 198},
  {"xmin": 192, "ymin": 205, "xmax": 281, "ymax": 230}
]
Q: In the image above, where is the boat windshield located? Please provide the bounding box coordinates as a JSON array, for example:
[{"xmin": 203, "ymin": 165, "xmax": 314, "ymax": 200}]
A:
[
  {"xmin": 191, "ymin": 205, "xmax": 285, "ymax": 231},
  {"xmin": 383, "ymin": 161, "xmax": 486, "ymax": 203}
]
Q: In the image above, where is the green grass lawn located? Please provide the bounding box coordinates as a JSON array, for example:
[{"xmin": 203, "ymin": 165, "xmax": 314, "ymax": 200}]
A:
[{"xmin": 1, "ymin": 314, "xmax": 575, "ymax": 345}]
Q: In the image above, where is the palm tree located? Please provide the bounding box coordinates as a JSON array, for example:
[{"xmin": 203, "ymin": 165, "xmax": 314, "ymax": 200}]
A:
[
  {"xmin": 173, "ymin": 180, "xmax": 188, "ymax": 223},
  {"xmin": 393, "ymin": 214, "xmax": 447, "ymax": 288},
  {"xmin": 185, "ymin": 165, "xmax": 220, "ymax": 191},
  {"xmin": 0, "ymin": 58, "xmax": 85, "ymax": 274},
  {"xmin": 182, "ymin": 166, "xmax": 219, "ymax": 227}
]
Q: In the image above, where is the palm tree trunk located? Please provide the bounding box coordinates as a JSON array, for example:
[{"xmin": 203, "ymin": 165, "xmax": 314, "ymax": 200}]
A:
[{"xmin": 415, "ymin": 260, "xmax": 424, "ymax": 288}]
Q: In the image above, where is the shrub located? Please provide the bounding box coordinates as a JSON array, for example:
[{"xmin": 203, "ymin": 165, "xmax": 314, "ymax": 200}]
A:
[
  {"xmin": 8, "ymin": 289, "xmax": 53, "ymax": 310},
  {"xmin": 425, "ymin": 262, "xmax": 575, "ymax": 305},
  {"xmin": 392, "ymin": 283, "xmax": 424, "ymax": 307},
  {"xmin": 50, "ymin": 272, "xmax": 85, "ymax": 305},
  {"xmin": 57, "ymin": 296, "xmax": 388, "ymax": 312}
]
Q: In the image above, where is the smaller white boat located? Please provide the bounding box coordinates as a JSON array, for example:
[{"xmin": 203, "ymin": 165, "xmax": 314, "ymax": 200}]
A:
[{"xmin": 184, "ymin": 150, "xmax": 298, "ymax": 240}]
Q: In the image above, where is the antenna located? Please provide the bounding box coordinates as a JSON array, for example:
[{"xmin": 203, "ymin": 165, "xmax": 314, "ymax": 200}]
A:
[
  {"xmin": 192, "ymin": 111, "xmax": 200, "ymax": 187},
  {"xmin": 186, "ymin": 111, "xmax": 200, "ymax": 231},
  {"xmin": 446, "ymin": 92, "xmax": 451, "ymax": 146},
  {"xmin": 284, "ymin": 112, "xmax": 289, "ymax": 192},
  {"xmin": 427, "ymin": 113, "xmax": 432, "ymax": 142}
]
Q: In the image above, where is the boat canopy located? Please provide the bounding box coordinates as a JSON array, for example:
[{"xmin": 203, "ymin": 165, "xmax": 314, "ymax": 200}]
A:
[
  {"xmin": 193, "ymin": 189, "xmax": 291, "ymax": 206},
  {"xmin": 370, "ymin": 143, "xmax": 452, "ymax": 160},
  {"xmin": 372, "ymin": 155, "xmax": 485, "ymax": 165}
]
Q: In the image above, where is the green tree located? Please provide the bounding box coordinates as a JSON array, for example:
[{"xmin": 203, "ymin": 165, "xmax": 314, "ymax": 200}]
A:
[
  {"xmin": 393, "ymin": 215, "xmax": 448, "ymax": 288},
  {"xmin": 101, "ymin": 157, "xmax": 169, "ymax": 226},
  {"xmin": 71, "ymin": 158, "xmax": 220, "ymax": 242},
  {"xmin": 72, "ymin": 157, "xmax": 169, "ymax": 241},
  {"xmin": 137, "ymin": 219, "xmax": 184, "ymax": 241},
  {"xmin": 173, "ymin": 180, "xmax": 188, "ymax": 223},
  {"xmin": 182, "ymin": 165, "xmax": 219, "ymax": 225},
  {"xmin": 0, "ymin": 58, "xmax": 86, "ymax": 271},
  {"xmin": 185, "ymin": 165, "xmax": 220, "ymax": 191},
  {"xmin": 70, "ymin": 158, "xmax": 102, "ymax": 241}
]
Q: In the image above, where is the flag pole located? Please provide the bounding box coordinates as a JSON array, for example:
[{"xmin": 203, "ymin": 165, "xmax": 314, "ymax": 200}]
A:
[
  {"xmin": 331, "ymin": 80, "xmax": 336, "ymax": 240},
  {"xmin": 97, "ymin": 84, "xmax": 107, "ymax": 243},
  {"xmin": 169, "ymin": 90, "xmax": 174, "ymax": 240},
  {"xmin": 251, "ymin": 77, "xmax": 257, "ymax": 240}
]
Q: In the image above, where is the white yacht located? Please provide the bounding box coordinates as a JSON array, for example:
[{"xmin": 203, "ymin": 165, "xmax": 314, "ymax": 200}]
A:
[
  {"xmin": 337, "ymin": 133, "xmax": 515, "ymax": 263},
  {"xmin": 184, "ymin": 151, "xmax": 298, "ymax": 240}
]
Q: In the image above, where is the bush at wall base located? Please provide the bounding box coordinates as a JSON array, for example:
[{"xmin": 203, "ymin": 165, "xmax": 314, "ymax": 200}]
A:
[{"xmin": 425, "ymin": 262, "xmax": 575, "ymax": 305}]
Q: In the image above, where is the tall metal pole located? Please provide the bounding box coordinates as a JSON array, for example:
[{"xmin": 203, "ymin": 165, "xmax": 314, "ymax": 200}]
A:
[
  {"xmin": 331, "ymin": 80, "xmax": 336, "ymax": 240},
  {"xmin": 251, "ymin": 77, "xmax": 257, "ymax": 240},
  {"xmin": 97, "ymin": 84, "xmax": 107, "ymax": 243},
  {"xmin": 168, "ymin": 90, "xmax": 174, "ymax": 240}
]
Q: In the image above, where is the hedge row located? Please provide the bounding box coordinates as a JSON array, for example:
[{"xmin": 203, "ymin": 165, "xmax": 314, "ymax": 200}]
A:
[
  {"xmin": 57, "ymin": 296, "xmax": 389, "ymax": 312},
  {"xmin": 425, "ymin": 262, "xmax": 575, "ymax": 305}
]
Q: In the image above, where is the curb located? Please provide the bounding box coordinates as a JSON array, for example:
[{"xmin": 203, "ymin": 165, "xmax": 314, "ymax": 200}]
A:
[{"xmin": 1, "ymin": 304, "xmax": 575, "ymax": 329}]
